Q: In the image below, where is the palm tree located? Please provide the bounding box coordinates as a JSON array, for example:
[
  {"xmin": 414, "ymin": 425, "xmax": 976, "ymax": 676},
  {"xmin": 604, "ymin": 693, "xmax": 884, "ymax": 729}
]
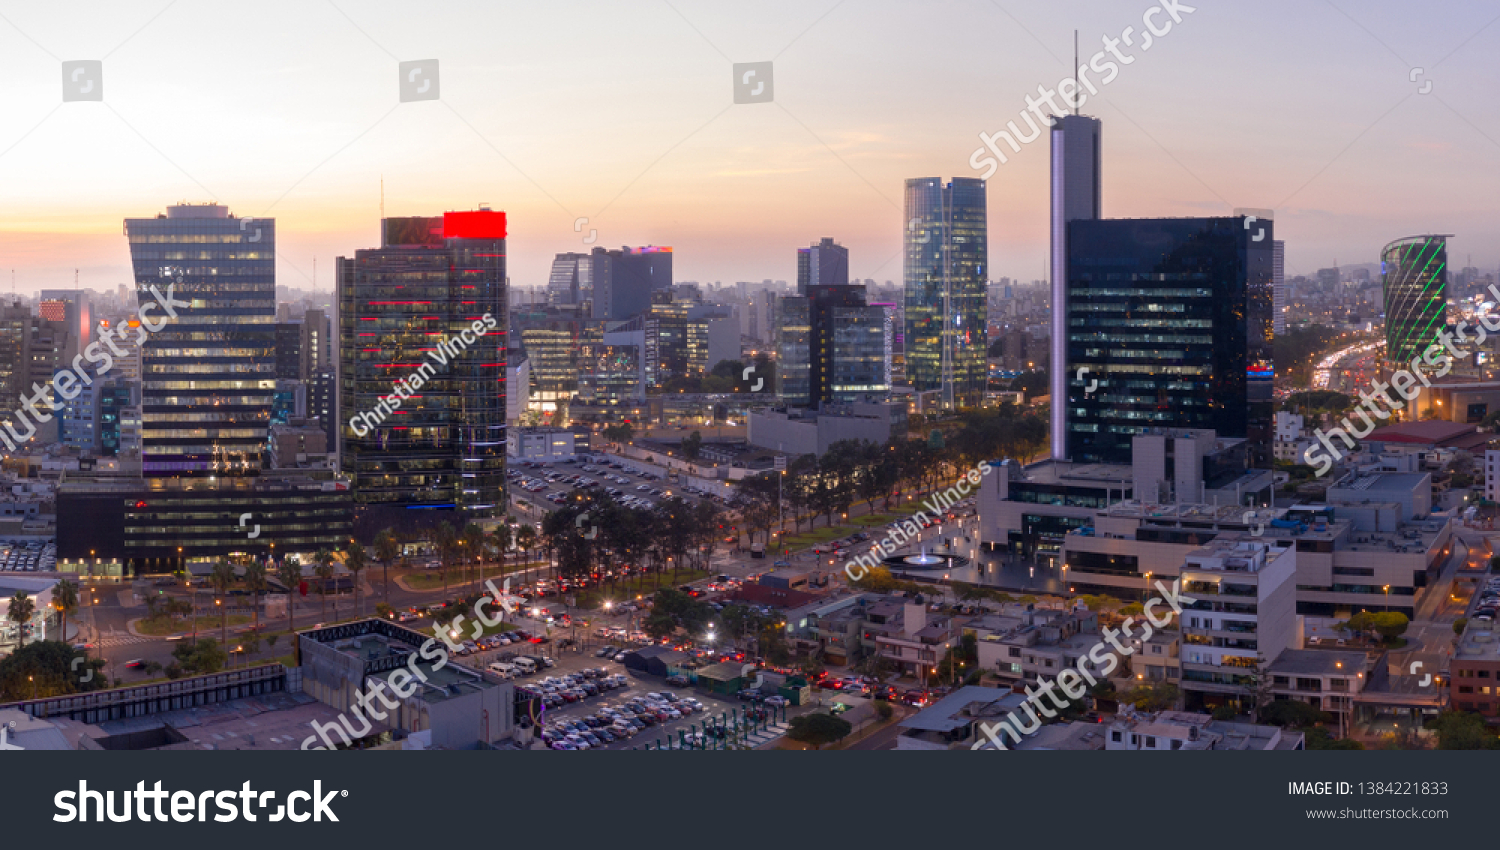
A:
[
  {"xmin": 373, "ymin": 529, "xmax": 400, "ymax": 602},
  {"xmin": 516, "ymin": 524, "xmax": 537, "ymax": 574},
  {"xmin": 210, "ymin": 560, "xmax": 236, "ymax": 649},
  {"xmin": 7, "ymin": 591, "xmax": 35, "ymax": 647},
  {"xmin": 277, "ymin": 560, "xmax": 302, "ymax": 635},
  {"xmin": 433, "ymin": 522, "xmax": 456, "ymax": 597},
  {"xmin": 346, "ymin": 542, "xmax": 368, "ymax": 618},
  {"xmin": 313, "ymin": 549, "xmax": 334, "ymax": 622},
  {"xmin": 54, "ymin": 579, "xmax": 79, "ymax": 643},
  {"xmin": 243, "ymin": 561, "xmax": 267, "ymax": 637},
  {"xmin": 462, "ymin": 522, "xmax": 485, "ymax": 592},
  {"xmin": 490, "ymin": 523, "xmax": 514, "ymax": 583}
]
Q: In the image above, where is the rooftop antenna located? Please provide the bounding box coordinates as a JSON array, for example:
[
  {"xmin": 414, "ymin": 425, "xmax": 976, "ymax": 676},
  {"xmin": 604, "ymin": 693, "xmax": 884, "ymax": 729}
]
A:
[{"xmin": 380, "ymin": 175, "xmax": 385, "ymax": 221}]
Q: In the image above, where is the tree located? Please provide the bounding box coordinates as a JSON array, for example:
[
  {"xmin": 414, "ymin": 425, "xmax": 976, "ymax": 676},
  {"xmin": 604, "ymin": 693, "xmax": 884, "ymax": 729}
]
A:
[
  {"xmin": 602, "ymin": 423, "xmax": 634, "ymax": 443},
  {"xmin": 0, "ymin": 640, "xmax": 106, "ymax": 700},
  {"xmin": 1305, "ymin": 727, "xmax": 1365, "ymax": 750},
  {"xmin": 7, "ymin": 591, "xmax": 35, "ymax": 646},
  {"xmin": 1455, "ymin": 617, "xmax": 1469, "ymax": 636},
  {"xmin": 516, "ymin": 524, "xmax": 538, "ymax": 569},
  {"xmin": 243, "ymin": 561, "xmax": 267, "ymax": 636},
  {"xmin": 461, "ymin": 522, "xmax": 485, "ymax": 592},
  {"xmin": 373, "ymin": 529, "xmax": 400, "ymax": 602},
  {"xmin": 54, "ymin": 579, "xmax": 79, "ymax": 642},
  {"xmin": 1371, "ymin": 611, "xmax": 1410, "ymax": 642},
  {"xmin": 346, "ymin": 541, "xmax": 368, "ymax": 618},
  {"xmin": 786, "ymin": 713, "xmax": 853, "ymax": 750},
  {"xmin": 277, "ymin": 560, "xmax": 302, "ymax": 635},
  {"xmin": 210, "ymin": 561, "xmax": 236, "ymax": 648},
  {"xmin": 172, "ymin": 637, "xmax": 228, "ymax": 676},
  {"xmin": 433, "ymin": 522, "xmax": 456, "ymax": 596},
  {"xmin": 490, "ymin": 523, "xmax": 514, "ymax": 575},
  {"xmin": 681, "ymin": 430, "xmax": 703, "ymax": 461},
  {"xmin": 644, "ymin": 612, "xmax": 677, "ymax": 642},
  {"xmin": 1122, "ymin": 681, "xmax": 1180, "ymax": 712},
  {"xmin": 1259, "ymin": 699, "xmax": 1330, "ymax": 729},
  {"xmin": 313, "ymin": 549, "xmax": 335, "ymax": 622},
  {"xmin": 1427, "ymin": 711, "xmax": 1500, "ymax": 750}
]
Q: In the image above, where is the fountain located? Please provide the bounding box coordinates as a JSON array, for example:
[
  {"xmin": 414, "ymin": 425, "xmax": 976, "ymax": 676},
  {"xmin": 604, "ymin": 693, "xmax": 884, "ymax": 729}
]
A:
[{"xmin": 882, "ymin": 543, "xmax": 969, "ymax": 573}]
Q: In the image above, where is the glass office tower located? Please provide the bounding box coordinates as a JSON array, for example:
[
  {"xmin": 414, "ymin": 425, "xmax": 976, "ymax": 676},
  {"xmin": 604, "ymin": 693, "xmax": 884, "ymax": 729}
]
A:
[
  {"xmin": 904, "ymin": 177, "xmax": 987, "ymax": 409},
  {"xmin": 338, "ymin": 210, "xmax": 507, "ymax": 517},
  {"xmin": 1065, "ymin": 216, "xmax": 1273, "ymax": 465},
  {"xmin": 125, "ymin": 204, "xmax": 276, "ymax": 476},
  {"xmin": 1382, "ymin": 235, "xmax": 1450, "ymax": 366},
  {"xmin": 775, "ymin": 297, "xmax": 811, "ymax": 406}
]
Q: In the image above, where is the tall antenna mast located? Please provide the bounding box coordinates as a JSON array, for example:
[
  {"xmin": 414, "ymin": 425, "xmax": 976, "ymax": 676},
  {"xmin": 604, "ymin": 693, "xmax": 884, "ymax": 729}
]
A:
[
  {"xmin": 1073, "ymin": 30, "xmax": 1079, "ymax": 115},
  {"xmin": 380, "ymin": 176, "xmax": 385, "ymax": 221}
]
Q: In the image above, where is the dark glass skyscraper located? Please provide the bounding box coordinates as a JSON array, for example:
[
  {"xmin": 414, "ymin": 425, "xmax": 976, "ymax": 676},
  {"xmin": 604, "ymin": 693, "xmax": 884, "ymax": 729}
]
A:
[
  {"xmin": 591, "ymin": 246, "xmax": 673, "ymax": 321},
  {"xmin": 338, "ymin": 210, "xmax": 507, "ymax": 517},
  {"xmin": 1382, "ymin": 235, "xmax": 1450, "ymax": 366},
  {"xmin": 125, "ymin": 204, "xmax": 275, "ymax": 476},
  {"xmin": 796, "ymin": 237, "xmax": 849, "ymax": 295},
  {"xmin": 904, "ymin": 177, "xmax": 987, "ymax": 409},
  {"xmin": 1065, "ymin": 216, "xmax": 1273, "ymax": 465},
  {"xmin": 1049, "ymin": 115, "xmax": 1102, "ymax": 456}
]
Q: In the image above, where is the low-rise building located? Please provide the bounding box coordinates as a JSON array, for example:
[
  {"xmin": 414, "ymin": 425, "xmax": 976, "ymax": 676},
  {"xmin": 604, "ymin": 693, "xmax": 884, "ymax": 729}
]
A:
[
  {"xmin": 1104, "ymin": 709, "xmax": 1305, "ymax": 750},
  {"xmin": 507, "ymin": 427, "xmax": 576, "ymax": 462},
  {"xmin": 1451, "ymin": 621, "xmax": 1500, "ymax": 719}
]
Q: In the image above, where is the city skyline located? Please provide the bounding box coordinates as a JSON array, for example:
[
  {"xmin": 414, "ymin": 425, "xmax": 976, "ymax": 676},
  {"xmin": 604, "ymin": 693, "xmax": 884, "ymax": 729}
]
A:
[{"xmin": 0, "ymin": 1, "xmax": 1497, "ymax": 293}]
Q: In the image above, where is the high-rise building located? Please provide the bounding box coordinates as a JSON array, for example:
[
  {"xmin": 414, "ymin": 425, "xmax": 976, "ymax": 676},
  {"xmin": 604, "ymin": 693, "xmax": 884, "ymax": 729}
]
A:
[
  {"xmin": 125, "ymin": 204, "xmax": 275, "ymax": 476},
  {"xmin": 1048, "ymin": 115, "xmax": 1102, "ymax": 457},
  {"xmin": 775, "ymin": 296, "xmax": 811, "ymax": 406},
  {"xmin": 37, "ymin": 289, "xmax": 92, "ymax": 358},
  {"xmin": 904, "ymin": 177, "xmax": 987, "ymax": 409},
  {"xmin": 1382, "ymin": 235, "xmax": 1450, "ymax": 366},
  {"xmin": 797, "ymin": 237, "xmax": 849, "ymax": 295},
  {"xmin": 274, "ymin": 322, "xmax": 304, "ymax": 379},
  {"xmin": 1272, "ymin": 239, "xmax": 1286, "ymax": 336},
  {"xmin": 547, "ymin": 252, "xmax": 592, "ymax": 306},
  {"xmin": 302, "ymin": 307, "xmax": 330, "ymax": 376},
  {"xmin": 780, "ymin": 284, "xmax": 889, "ymax": 408},
  {"xmin": 591, "ymin": 246, "xmax": 672, "ymax": 321},
  {"xmin": 337, "ymin": 210, "xmax": 507, "ymax": 518},
  {"xmin": 1064, "ymin": 216, "xmax": 1273, "ymax": 466}
]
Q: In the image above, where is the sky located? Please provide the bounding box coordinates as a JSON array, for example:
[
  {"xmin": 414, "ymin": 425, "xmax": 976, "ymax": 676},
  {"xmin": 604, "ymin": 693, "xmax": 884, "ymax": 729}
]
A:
[{"xmin": 0, "ymin": 0, "xmax": 1497, "ymax": 295}]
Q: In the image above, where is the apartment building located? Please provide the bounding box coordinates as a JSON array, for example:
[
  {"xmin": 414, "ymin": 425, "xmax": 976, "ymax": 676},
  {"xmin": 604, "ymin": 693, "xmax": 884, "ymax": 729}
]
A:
[{"xmin": 1177, "ymin": 534, "xmax": 1297, "ymax": 712}]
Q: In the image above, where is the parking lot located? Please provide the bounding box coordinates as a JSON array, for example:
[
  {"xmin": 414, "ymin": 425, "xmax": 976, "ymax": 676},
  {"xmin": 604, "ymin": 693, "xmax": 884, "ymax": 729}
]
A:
[
  {"xmin": 0, "ymin": 539, "xmax": 56, "ymax": 572},
  {"xmin": 507, "ymin": 454, "xmax": 730, "ymax": 513},
  {"xmin": 534, "ymin": 668, "xmax": 766, "ymax": 750}
]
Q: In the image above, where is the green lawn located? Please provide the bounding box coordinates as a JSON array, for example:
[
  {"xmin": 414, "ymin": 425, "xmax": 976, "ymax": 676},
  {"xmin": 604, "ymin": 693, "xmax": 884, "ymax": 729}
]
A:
[
  {"xmin": 777, "ymin": 525, "xmax": 851, "ymax": 551},
  {"xmin": 137, "ymin": 613, "xmax": 254, "ymax": 637},
  {"xmin": 402, "ymin": 562, "xmax": 545, "ymax": 591},
  {"xmin": 574, "ymin": 570, "xmax": 710, "ymax": 609}
]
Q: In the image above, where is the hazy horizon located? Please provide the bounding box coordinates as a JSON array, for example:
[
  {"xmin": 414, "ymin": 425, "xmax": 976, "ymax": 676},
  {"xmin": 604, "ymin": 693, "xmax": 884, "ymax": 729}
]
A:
[{"xmin": 1, "ymin": 0, "xmax": 1497, "ymax": 295}]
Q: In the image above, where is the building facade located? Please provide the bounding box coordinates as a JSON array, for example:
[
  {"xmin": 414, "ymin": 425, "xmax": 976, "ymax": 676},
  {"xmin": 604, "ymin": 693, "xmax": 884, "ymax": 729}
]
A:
[
  {"xmin": 1382, "ymin": 234, "xmax": 1450, "ymax": 367},
  {"xmin": 125, "ymin": 204, "xmax": 276, "ymax": 476},
  {"xmin": 1063, "ymin": 216, "xmax": 1274, "ymax": 465},
  {"xmin": 904, "ymin": 177, "xmax": 987, "ymax": 409},
  {"xmin": 337, "ymin": 210, "xmax": 507, "ymax": 518}
]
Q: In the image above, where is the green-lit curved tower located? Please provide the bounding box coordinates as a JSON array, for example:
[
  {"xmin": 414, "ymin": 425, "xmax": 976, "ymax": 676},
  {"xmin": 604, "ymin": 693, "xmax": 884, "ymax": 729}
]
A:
[{"xmin": 1382, "ymin": 234, "xmax": 1450, "ymax": 365}]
